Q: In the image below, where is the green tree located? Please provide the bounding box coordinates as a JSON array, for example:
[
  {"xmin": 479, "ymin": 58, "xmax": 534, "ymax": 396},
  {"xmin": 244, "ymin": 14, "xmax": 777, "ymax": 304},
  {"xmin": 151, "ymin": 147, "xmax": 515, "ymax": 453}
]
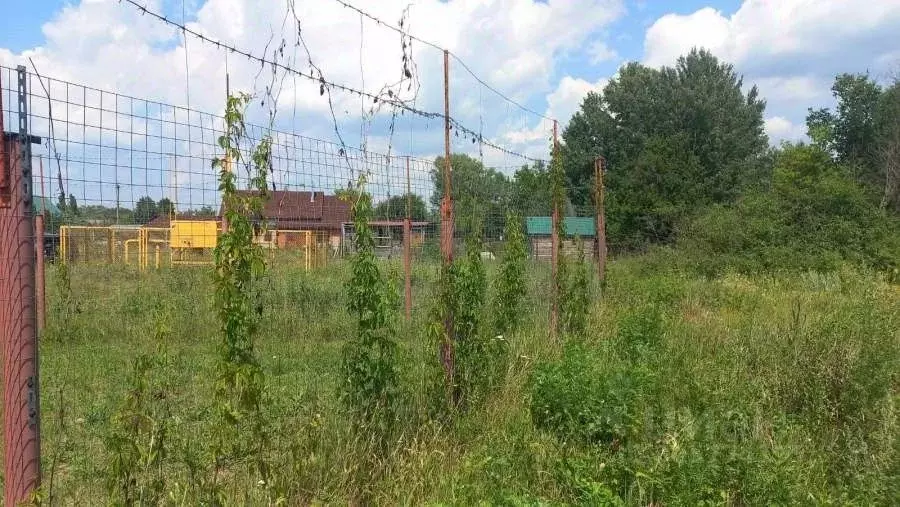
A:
[
  {"xmin": 431, "ymin": 154, "xmax": 511, "ymax": 238},
  {"xmin": 563, "ymin": 49, "xmax": 767, "ymax": 249},
  {"xmin": 134, "ymin": 196, "xmax": 158, "ymax": 224},
  {"xmin": 373, "ymin": 193, "xmax": 428, "ymax": 221},
  {"xmin": 193, "ymin": 205, "xmax": 217, "ymax": 218},
  {"xmin": 831, "ymin": 73, "xmax": 881, "ymax": 166},
  {"xmin": 510, "ymin": 162, "xmax": 553, "ymax": 217},
  {"xmin": 68, "ymin": 194, "xmax": 79, "ymax": 215},
  {"xmin": 875, "ymin": 79, "xmax": 900, "ymax": 211},
  {"xmin": 683, "ymin": 143, "xmax": 899, "ymax": 274},
  {"xmin": 157, "ymin": 197, "xmax": 175, "ymax": 218}
]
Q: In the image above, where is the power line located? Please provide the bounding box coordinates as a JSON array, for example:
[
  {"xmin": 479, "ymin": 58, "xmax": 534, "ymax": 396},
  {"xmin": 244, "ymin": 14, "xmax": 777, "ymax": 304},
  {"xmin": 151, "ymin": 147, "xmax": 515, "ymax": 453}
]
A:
[
  {"xmin": 119, "ymin": 0, "xmax": 545, "ymax": 163},
  {"xmin": 330, "ymin": 0, "xmax": 556, "ymax": 123}
]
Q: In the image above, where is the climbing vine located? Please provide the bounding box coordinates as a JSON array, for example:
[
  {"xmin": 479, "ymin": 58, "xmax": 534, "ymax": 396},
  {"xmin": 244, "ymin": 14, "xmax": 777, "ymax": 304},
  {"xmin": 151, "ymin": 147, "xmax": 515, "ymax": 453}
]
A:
[
  {"xmin": 211, "ymin": 92, "xmax": 272, "ymax": 487},
  {"xmin": 561, "ymin": 237, "xmax": 591, "ymax": 339},
  {"xmin": 454, "ymin": 221, "xmax": 493, "ymax": 405},
  {"xmin": 492, "ymin": 211, "xmax": 527, "ymax": 336},
  {"xmin": 340, "ymin": 188, "xmax": 400, "ymax": 437}
]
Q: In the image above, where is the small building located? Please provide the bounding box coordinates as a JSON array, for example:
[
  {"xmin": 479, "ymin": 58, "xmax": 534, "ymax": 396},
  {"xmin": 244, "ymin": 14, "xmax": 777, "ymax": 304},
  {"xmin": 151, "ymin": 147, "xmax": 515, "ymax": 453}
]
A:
[
  {"xmin": 525, "ymin": 216, "xmax": 596, "ymax": 261},
  {"xmin": 230, "ymin": 190, "xmax": 352, "ymax": 254}
]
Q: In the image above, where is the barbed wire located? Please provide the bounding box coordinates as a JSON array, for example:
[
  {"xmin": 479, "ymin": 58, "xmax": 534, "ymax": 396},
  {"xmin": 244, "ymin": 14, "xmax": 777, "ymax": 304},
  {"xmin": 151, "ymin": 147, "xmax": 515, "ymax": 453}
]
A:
[
  {"xmin": 329, "ymin": 0, "xmax": 556, "ymax": 123},
  {"xmin": 118, "ymin": 0, "xmax": 546, "ymax": 164}
]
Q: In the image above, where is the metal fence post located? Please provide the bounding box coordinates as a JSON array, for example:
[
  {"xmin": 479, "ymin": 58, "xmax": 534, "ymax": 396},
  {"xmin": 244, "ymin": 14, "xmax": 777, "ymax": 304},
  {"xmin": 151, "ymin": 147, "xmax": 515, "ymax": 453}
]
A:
[
  {"xmin": 595, "ymin": 156, "xmax": 607, "ymax": 284},
  {"xmin": 1, "ymin": 65, "xmax": 42, "ymax": 506},
  {"xmin": 550, "ymin": 120, "xmax": 559, "ymax": 341},
  {"xmin": 404, "ymin": 156, "xmax": 412, "ymax": 321},
  {"xmin": 440, "ymin": 49, "xmax": 456, "ymax": 405}
]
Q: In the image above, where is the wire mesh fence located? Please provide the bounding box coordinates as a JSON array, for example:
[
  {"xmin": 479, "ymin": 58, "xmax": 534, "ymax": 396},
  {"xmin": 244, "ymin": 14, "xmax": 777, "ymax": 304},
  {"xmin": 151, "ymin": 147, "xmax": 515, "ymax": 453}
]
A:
[
  {"xmin": 0, "ymin": 6, "xmax": 605, "ymax": 496},
  {"xmin": 1, "ymin": 62, "xmax": 600, "ymax": 274}
]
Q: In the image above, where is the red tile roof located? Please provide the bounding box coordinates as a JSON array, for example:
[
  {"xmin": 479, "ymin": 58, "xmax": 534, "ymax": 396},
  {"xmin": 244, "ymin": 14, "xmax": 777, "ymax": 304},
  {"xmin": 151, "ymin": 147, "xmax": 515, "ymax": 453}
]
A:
[{"xmin": 229, "ymin": 190, "xmax": 351, "ymax": 231}]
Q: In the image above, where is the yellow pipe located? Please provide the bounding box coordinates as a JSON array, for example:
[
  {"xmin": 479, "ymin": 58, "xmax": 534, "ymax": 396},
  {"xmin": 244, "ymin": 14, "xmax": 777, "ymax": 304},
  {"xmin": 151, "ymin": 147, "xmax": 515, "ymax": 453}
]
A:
[
  {"xmin": 305, "ymin": 231, "xmax": 311, "ymax": 272},
  {"xmin": 60, "ymin": 226, "xmax": 68, "ymax": 264}
]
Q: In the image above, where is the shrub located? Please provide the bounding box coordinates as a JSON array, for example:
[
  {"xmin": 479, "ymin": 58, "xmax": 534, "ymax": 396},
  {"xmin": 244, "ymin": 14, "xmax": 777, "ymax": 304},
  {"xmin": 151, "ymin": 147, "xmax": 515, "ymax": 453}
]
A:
[
  {"xmin": 680, "ymin": 144, "xmax": 900, "ymax": 274},
  {"xmin": 340, "ymin": 190, "xmax": 400, "ymax": 435},
  {"xmin": 560, "ymin": 237, "xmax": 591, "ymax": 339},
  {"xmin": 492, "ymin": 212, "xmax": 527, "ymax": 336},
  {"xmin": 530, "ymin": 343, "xmax": 651, "ymax": 446}
]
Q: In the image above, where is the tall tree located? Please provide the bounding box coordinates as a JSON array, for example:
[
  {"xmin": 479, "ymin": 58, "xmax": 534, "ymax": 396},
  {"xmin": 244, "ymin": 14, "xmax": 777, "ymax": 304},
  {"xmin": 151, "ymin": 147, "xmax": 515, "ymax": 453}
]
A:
[
  {"xmin": 805, "ymin": 73, "xmax": 883, "ymax": 187},
  {"xmin": 875, "ymin": 79, "xmax": 900, "ymax": 211},
  {"xmin": 68, "ymin": 194, "xmax": 79, "ymax": 215},
  {"xmin": 431, "ymin": 154, "xmax": 511, "ymax": 238},
  {"xmin": 157, "ymin": 197, "xmax": 175, "ymax": 218},
  {"xmin": 373, "ymin": 193, "xmax": 428, "ymax": 221},
  {"xmin": 563, "ymin": 49, "xmax": 767, "ymax": 248},
  {"xmin": 134, "ymin": 196, "xmax": 158, "ymax": 224},
  {"xmin": 510, "ymin": 162, "xmax": 553, "ymax": 217}
]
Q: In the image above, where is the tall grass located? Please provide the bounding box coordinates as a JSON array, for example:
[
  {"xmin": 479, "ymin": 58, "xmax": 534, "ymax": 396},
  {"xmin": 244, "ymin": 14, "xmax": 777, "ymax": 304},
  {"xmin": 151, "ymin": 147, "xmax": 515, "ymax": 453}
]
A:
[{"xmin": 35, "ymin": 257, "xmax": 899, "ymax": 504}]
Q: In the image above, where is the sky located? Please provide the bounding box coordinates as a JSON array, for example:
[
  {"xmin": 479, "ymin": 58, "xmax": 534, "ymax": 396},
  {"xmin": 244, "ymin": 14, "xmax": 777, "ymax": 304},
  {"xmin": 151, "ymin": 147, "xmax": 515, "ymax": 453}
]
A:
[{"xmin": 1, "ymin": 0, "xmax": 899, "ymax": 207}]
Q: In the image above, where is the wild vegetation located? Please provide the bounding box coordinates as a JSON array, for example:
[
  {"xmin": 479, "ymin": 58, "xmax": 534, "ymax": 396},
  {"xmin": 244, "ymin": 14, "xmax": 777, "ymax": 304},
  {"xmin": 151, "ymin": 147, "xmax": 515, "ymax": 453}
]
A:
[{"xmin": 29, "ymin": 49, "xmax": 900, "ymax": 504}]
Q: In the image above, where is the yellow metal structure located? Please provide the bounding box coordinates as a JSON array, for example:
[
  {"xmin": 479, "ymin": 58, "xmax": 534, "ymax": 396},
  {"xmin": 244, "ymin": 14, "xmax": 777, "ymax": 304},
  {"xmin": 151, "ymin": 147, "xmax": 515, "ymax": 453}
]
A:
[
  {"xmin": 60, "ymin": 225, "xmax": 141, "ymax": 264},
  {"xmin": 170, "ymin": 220, "xmax": 218, "ymax": 266},
  {"xmin": 171, "ymin": 220, "xmax": 218, "ymax": 249},
  {"xmin": 59, "ymin": 221, "xmax": 334, "ymax": 272}
]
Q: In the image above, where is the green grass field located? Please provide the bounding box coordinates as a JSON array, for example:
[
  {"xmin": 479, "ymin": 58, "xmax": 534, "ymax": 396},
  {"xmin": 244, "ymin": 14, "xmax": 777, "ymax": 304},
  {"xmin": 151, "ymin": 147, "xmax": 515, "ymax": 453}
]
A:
[{"xmin": 34, "ymin": 256, "xmax": 900, "ymax": 505}]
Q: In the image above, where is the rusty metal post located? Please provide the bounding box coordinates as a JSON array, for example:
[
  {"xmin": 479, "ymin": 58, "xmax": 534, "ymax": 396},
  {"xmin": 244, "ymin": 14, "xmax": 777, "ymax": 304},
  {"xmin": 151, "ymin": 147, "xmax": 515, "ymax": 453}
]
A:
[
  {"xmin": 404, "ymin": 156, "xmax": 412, "ymax": 321},
  {"xmin": 440, "ymin": 49, "xmax": 456, "ymax": 404},
  {"xmin": 35, "ymin": 214, "xmax": 45, "ymax": 334},
  {"xmin": 594, "ymin": 156, "xmax": 607, "ymax": 284},
  {"xmin": 550, "ymin": 120, "xmax": 560, "ymax": 341},
  {"xmin": 1, "ymin": 65, "xmax": 42, "ymax": 505}
]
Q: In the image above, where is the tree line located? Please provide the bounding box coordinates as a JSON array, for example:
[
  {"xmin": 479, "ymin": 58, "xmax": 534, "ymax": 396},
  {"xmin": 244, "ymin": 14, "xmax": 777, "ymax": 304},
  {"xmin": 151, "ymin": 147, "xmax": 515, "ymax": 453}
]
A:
[{"xmin": 418, "ymin": 49, "xmax": 899, "ymax": 273}]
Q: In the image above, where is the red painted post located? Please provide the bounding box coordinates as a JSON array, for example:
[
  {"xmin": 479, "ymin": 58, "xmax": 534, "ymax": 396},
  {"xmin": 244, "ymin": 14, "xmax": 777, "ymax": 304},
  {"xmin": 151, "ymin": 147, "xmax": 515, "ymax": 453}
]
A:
[
  {"xmin": 404, "ymin": 156, "xmax": 412, "ymax": 321},
  {"xmin": 595, "ymin": 156, "xmax": 607, "ymax": 284},
  {"xmin": 440, "ymin": 49, "xmax": 455, "ymax": 404},
  {"xmin": 1, "ymin": 65, "xmax": 42, "ymax": 505},
  {"xmin": 550, "ymin": 120, "xmax": 559, "ymax": 341}
]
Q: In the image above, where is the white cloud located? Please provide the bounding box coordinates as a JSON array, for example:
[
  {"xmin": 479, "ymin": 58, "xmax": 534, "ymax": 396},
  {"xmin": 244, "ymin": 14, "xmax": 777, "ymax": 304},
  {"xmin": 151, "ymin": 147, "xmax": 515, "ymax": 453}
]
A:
[
  {"xmin": 643, "ymin": 7, "xmax": 730, "ymax": 68},
  {"xmin": 753, "ymin": 76, "xmax": 825, "ymax": 104},
  {"xmin": 504, "ymin": 75, "xmax": 608, "ymax": 149},
  {"xmin": 588, "ymin": 41, "xmax": 618, "ymax": 64},
  {"xmin": 765, "ymin": 116, "xmax": 806, "ymax": 144},
  {"xmin": 644, "ymin": 0, "xmax": 900, "ymax": 73},
  {"xmin": 1, "ymin": 0, "xmax": 624, "ymax": 180},
  {"xmin": 547, "ymin": 76, "xmax": 609, "ymax": 123},
  {"xmin": 642, "ymin": 0, "xmax": 900, "ymax": 145}
]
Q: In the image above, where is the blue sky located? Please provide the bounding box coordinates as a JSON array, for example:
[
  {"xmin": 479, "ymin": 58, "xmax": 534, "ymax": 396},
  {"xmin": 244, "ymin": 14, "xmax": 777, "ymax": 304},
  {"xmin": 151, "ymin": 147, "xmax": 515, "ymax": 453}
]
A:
[{"xmin": 1, "ymin": 0, "xmax": 899, "ymax": 207}]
